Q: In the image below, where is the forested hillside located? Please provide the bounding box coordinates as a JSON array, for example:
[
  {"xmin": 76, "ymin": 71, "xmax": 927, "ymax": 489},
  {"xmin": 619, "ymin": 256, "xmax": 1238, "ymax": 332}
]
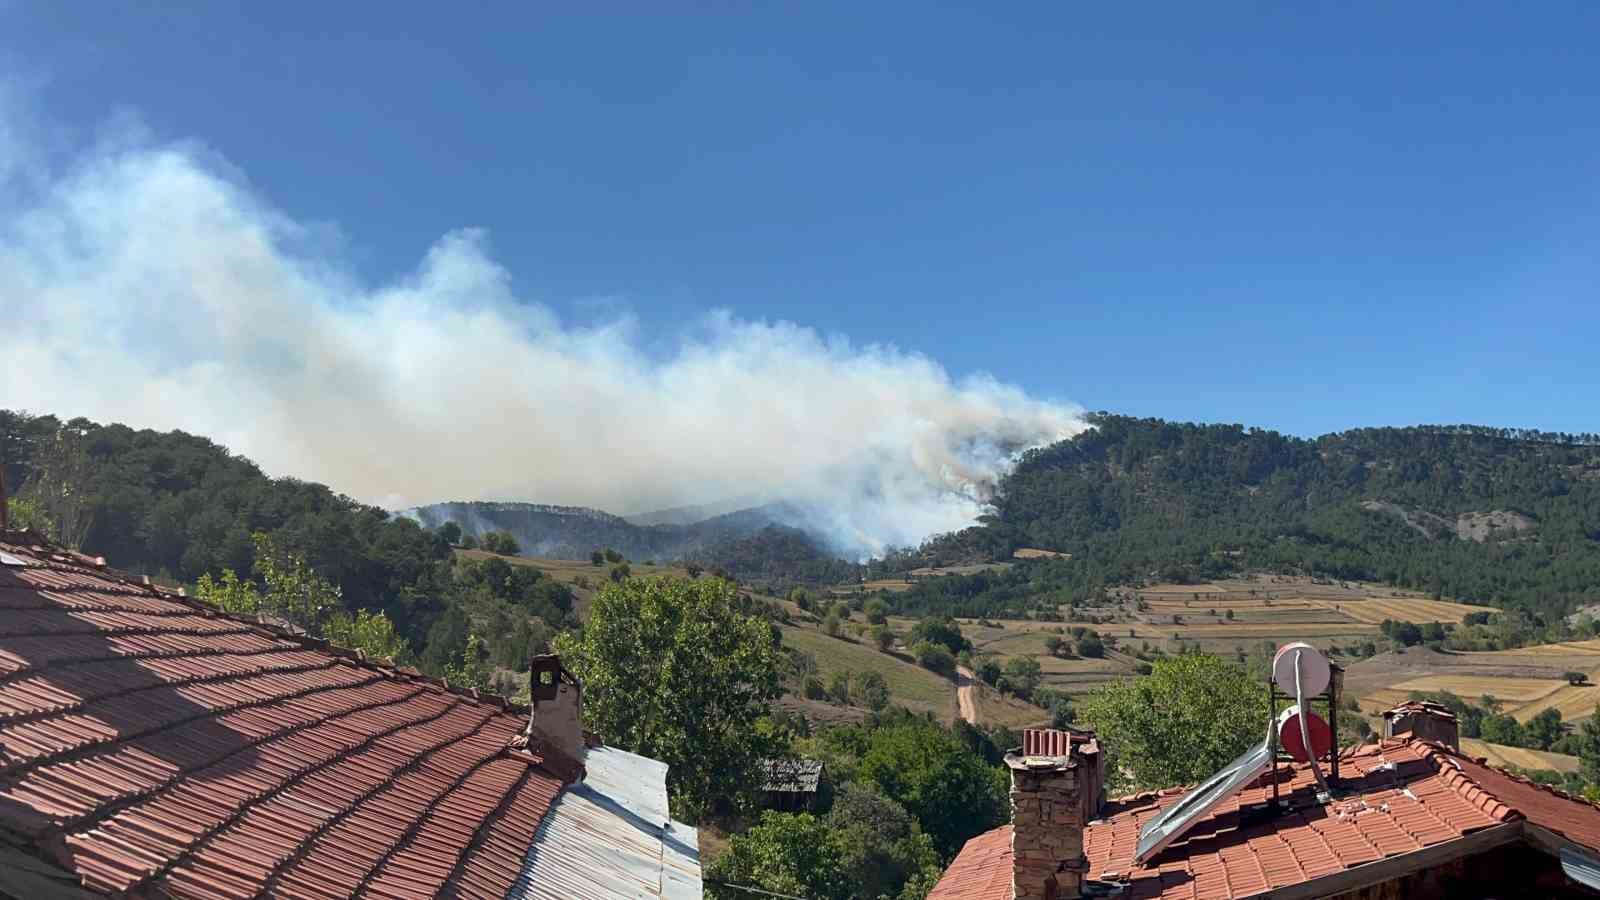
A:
[
  {"xmin": 404, "ymin": 499, "xmax": 793, "ymax": 562},
  {"xmin": 916, "ymin": 414, "xmax": 1600, "ymax": 621},
  {"xmin": 0, "ymin": 411, "xmax": 571, "ymax": 675}
]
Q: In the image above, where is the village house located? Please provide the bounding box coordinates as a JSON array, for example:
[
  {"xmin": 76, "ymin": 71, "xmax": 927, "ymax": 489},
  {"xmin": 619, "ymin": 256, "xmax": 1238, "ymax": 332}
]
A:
[
  {"xmin": 0, "ymin": 528, "xmax": 701, "ymax": 900},
  {"xmin": 929, "ymin": 717, "xmax": 1600, "ymax": 900}
]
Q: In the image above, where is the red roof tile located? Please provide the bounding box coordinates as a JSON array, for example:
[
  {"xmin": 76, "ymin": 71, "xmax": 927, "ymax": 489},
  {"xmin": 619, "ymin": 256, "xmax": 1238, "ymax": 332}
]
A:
[
  {"xmin": 931, "ymin": 738, "xmax": 1600, "ymax": 900},
  {"xmin": 0, "ymin": 535, "xmax": 571, "ymax": 899}
]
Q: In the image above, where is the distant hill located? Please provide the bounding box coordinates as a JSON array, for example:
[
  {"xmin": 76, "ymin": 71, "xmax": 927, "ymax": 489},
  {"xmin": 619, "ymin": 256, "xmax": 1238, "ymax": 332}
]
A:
[
  {"xmin": 915, "ymin": 414, "xmax": 1600, "ymax": 622},
  {"xmin": 400, "ymin": 499, "xmax": 810, "ymax": 564},
  {"xmin": 623, "ymin": 497, "xmax": 765, "ymax": 527}
]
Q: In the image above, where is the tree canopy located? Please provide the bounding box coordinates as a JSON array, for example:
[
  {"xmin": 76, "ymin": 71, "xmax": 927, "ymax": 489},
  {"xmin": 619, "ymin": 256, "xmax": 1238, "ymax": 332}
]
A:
[
  {"xmin": 1079, "ymin": 652, "xmax": 1262, "ymax": 792},
  {"xmin": 552, "ymin": 576, "xmax": 785, "ymax": 819}
]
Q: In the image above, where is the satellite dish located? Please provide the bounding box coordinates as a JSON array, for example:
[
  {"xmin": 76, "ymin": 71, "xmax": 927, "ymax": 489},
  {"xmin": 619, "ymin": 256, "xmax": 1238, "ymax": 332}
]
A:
[
  {"xmin": 1276, "ymin": 705, "xmax": 1332, "ymax": 763},
  {"xmin": 1272, "ymin": 642, "xmax": 1330, "ymax": 697}
]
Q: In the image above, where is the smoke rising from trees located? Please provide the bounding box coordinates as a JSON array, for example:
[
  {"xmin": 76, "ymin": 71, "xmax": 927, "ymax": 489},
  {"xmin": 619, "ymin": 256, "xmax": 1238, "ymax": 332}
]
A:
[{"xmin": 1, "ymin": 102, "xmax": 1084, "ymax": 556}]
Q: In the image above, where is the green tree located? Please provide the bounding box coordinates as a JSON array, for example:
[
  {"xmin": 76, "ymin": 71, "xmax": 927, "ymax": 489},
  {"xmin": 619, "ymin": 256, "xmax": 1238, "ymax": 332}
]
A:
[
  {"xmin": 1480, "ymin": 713, "xmax": 1527, "ymax": 747},
  {"xmin": 553, "ymin": 576, "xmax": 784, "ymax": 819},
  {"xmin": 1526, "ymin": 708, "xmax": 1564, "ymax": 752},
  {"xmin": 443, "ymin": 633, "xmax": 490, "ymax": 691},
  {"xmin": 436, "ymin": 521, "xmax": 462, "ymax": 545},
  {"xmin": 1043, "ymin": 634, "xmax": 1064, "ymax": 656},
  {"xmin": 609, "ymin": 563, "xmax": 631, "ymax": 583},
  {"xmin": 873, "ymin": 624, "xmax": 896, "ymax": 652},
  {"xmin": 823, "ymin": 613, "xmax": 844, "ymax": 638},
  {"xmin": 856, "ymin": 670, "xmax": 890, "ymax": 711},
  {"xmin": 912, "ymin": 641, "xmax": 956, "ymax": 678},
  {"xmin": 590, "ymin": 549, "xmax": 604, "ymax": 566},
  {"xmin": 1079, "ymin": 652, "xmax": 1261, "ymax": 792},
  {"xmin": 487, "ymin": 531, "xmax": 522, "ymax": 555},
  {"xmin": 6, "ymin": 495, "xmax": 54, "ymax": 535},
  {"xmin": 705, "ymin": 812, "xmax": 851, "ymax": 900},
  {"xmin": 829, "ymin": 669, "xmax": 852, "ymax": 704},
  {"xmin": 827, "ymin": 783, "xmax": 942, "ymax": 899},
  {"xmin": 250, "ymin": 532, "xmax": 343, "ymax": 632},
  {"xmin": 323, "ymin": 608, "xmax": 410, "ymax": 663},
  {"xmin": 196, "ymin": 532, "xmax": 343, "ymax": 635},
  {"xmin": 908, "ymin": 616, "xmax": 969, "ymax": 655},
  {"xmin": 1581, "ymin": 706, "xmax": 1600, "ymax": 786},
  {"xmin": 1566, "ymin": 671, "xmax": 1589, "ymax": 686},
  {"xmin": 1075, "ymin": 631, "xmax": 1105, "ymax": 658},
  {"xmin": 1002, "ymin": 656, "xmax": 1042, "ymax": 698},
  {"xmin": 604, "ymin": 547, "xmax": 623, "ymax": 563},
  {"xmin": 865, "ymin": 598, "xmax": 890, "ymax": 625},
  {"xmin": 803, "ymin": 675, "xmax": 827, "ymax": 700},
  {"xmin": 857, "ymin": 721, "xmax": 1007, "ymax": 859},
  {"xmin": 194, "ymin": 567, "xmax": 262, "ymax": 617}
]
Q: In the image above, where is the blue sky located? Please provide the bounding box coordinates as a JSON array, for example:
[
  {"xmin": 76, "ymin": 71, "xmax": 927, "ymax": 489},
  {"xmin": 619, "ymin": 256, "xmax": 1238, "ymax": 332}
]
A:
[{"xmin": 7, "ymin": 2, "xmax": 1600, "ymax": 438}]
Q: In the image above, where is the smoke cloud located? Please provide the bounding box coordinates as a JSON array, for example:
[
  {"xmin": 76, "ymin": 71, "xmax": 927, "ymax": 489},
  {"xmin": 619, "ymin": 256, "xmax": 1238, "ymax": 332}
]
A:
[{"xmin": 0, "ymin": 102, "xmax": 1084, "ymax": 556}]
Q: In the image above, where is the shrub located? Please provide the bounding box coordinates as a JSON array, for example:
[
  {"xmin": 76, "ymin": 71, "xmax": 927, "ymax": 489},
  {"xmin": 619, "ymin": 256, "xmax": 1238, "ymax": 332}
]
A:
[{"xmin": 913, "ymin": 642, "xmax": 957, "ymax": 678}]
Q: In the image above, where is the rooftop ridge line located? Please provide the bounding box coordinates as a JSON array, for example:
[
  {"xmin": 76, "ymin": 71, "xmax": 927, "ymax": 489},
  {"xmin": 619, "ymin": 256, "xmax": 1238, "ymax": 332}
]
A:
[{"xmin": 1, "ymin": 536, "xmax": 531, "ymax": 718}]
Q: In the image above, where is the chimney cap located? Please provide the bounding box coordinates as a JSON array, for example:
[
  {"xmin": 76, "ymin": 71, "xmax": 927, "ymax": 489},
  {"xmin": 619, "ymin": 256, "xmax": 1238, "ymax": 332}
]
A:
[{"xmin": 1382, "ymin": 700, "xmax": 1458, "ymax": 722}]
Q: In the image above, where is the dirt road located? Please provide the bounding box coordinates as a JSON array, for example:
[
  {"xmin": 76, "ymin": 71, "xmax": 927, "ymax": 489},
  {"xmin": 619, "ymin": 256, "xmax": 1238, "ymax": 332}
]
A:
[{"xmin": 955, "ymin": 666, "xmax": 979, "ymax": 725}]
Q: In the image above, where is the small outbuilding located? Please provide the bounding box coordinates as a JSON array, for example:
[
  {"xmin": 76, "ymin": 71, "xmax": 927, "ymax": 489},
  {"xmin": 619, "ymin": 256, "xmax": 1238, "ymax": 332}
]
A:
[{"xmin": 759, "ymin": 758, "xmax": 825, "ymax": 811}]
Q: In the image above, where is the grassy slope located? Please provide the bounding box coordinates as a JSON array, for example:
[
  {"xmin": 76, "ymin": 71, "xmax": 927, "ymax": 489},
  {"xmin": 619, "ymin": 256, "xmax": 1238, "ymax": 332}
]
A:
[
  {"xmin": 1459, "ymin": 738, "xmax": 1580, "ymax": 774},
  {"xmin": 779, "ymin": 624, "xmax": 955, "ymax": 720}
]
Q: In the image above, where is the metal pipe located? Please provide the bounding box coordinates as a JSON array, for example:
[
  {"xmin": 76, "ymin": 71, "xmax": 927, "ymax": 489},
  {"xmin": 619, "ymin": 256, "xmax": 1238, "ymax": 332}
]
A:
[{"xmin": 1294, "ymin": 648, "xmax": 1332, "ymax": 797}]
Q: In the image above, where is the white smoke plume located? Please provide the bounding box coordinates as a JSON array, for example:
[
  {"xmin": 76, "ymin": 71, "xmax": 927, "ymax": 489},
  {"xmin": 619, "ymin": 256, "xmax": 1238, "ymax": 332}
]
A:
[{"xmin": 0, "ymin": 101, "xmax": 1084, "ymax": 556}]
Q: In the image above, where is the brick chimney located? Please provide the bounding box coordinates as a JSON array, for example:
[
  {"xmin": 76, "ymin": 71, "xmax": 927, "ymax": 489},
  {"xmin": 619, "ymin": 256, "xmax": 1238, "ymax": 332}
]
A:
[
  {"xmin": 1382, "ymin": 700, "xmax": 1459, "ymax": 750},
  {"xmin": 1006, "ymin": 729, "xmax": 1104, "ymax": 900},
  {"xmin": 527, "ymin": 655, "xmax": 585, "ymax": 773}
]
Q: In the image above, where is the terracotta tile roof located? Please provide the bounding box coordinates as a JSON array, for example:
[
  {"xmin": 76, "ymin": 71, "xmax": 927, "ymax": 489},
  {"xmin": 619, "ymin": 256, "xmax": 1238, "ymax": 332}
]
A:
[
  {"xmin": 0, "ymin": 533, "xmax": 577, "ymax": 899},
  {"xmin": 925, "ymin": 825, "xmax": 1013, "ymax": 900},
  {"xmin": 930, "ymin": 738, "xmax": 1600, "ymax": 900}
]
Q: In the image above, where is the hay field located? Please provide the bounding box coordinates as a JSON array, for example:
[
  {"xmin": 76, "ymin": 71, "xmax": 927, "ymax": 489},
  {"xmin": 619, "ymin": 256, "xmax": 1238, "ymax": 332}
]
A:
[
  {"xmin": 1141, "ymin": 583, "xmax": 1228, "ymax": 594},
  {"xmin": 1013, "ymin": 548, "xmax": 1069, "ymax": 560},
  {"xmin": 1142, "ymin": 622, "xmax": 1379, "ymax": 639},
  {"xmin": 1473, "ymin": 639, "xmax": 1600, "ymax": 659},
  {"xmin": 1459, "ymin": 739, "xmax": 1580, "ymax": 774},
  {"xmin": 1313, "ymin": 596, "xmax": 1495, "ymax": 625},
  {"xmin": 907, "ymin": 563, "xmax": 1011, "ymax": 578},
  {"xmin": 1508, "ymin": 684, "xmax": 1600, "ymax": 722},
  {"xmin": 1360, "ymin": 674, "xmax": 1563, "ymax": 715},
  {"xmin": 858, "ymin": 578, "xmax": 915, "ymax": 593}
]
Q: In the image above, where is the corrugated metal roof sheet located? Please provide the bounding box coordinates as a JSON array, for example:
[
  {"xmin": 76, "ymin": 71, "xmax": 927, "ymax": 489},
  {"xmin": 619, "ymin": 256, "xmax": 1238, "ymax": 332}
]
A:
[{"xmin": 510, "ymin": 745, "xmax": 703, "ymax": 900}]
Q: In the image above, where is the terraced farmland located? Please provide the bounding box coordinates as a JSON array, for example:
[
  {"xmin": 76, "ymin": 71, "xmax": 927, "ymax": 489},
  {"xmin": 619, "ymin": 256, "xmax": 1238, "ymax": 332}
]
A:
[
  {"xmin": 1314, "ymin": 596, "xmax": 1496, "ymax": 625},
  {"xmin": 1360, "ymin": 674, "xmax": 1563, "ymax": 716},
  {"xmin": 1459, "ymin": 739, "xmax": 1580, "ymax": 774}
]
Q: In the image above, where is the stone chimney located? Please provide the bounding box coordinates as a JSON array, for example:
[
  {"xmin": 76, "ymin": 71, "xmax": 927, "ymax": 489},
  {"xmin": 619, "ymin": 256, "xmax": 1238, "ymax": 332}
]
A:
[
  {"xmin": 1382, "ymin": 700, "xmax": 1459, "ymax": 750},
  {"xmin": 1006, "ymin": 729, "xmax": 1104, "ymax": 900},
  {"xmin": 527, "ymin": 654, "xmax": 585, "ymax": 774}
]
